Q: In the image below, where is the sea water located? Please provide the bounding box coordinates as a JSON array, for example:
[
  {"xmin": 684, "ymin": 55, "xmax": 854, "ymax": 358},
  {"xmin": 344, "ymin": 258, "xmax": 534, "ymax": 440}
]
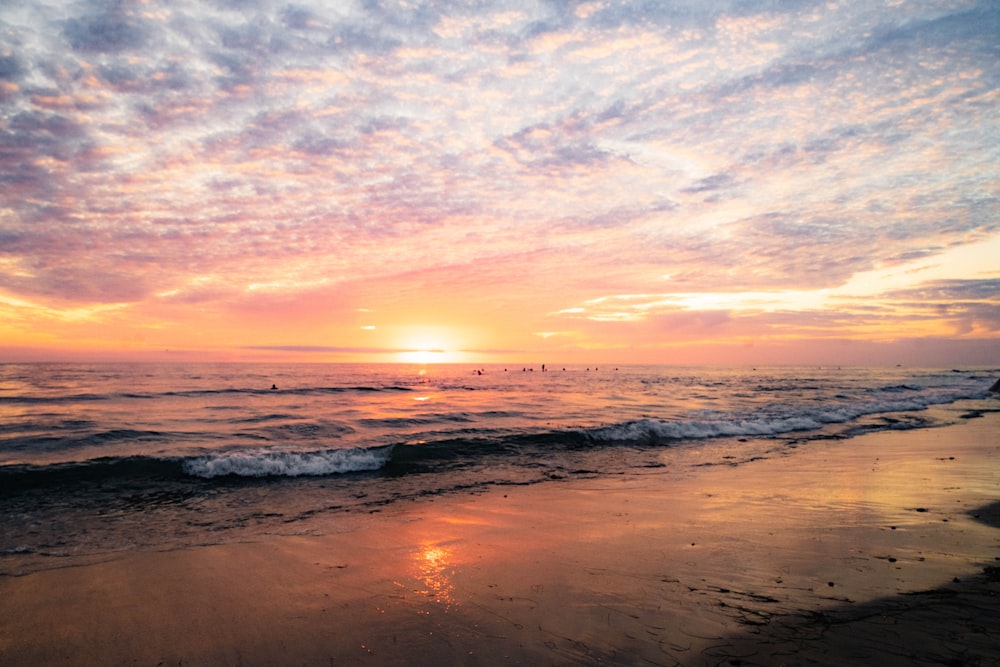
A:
[{"xmin": 1, "ymin": 363, "xmax": 995, "ymax": 574}]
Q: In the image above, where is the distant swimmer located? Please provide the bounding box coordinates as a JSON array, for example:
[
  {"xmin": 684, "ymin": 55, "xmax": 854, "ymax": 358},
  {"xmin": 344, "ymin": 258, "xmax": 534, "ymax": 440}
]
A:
[{"xmin": 270, "ymin": 384, "xmax": 278, "ymax": 390}]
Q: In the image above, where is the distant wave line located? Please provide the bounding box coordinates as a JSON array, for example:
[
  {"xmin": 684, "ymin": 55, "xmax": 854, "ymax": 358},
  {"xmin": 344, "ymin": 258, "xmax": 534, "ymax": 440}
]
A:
[
  {"xmin": 243, "ymin": 345, "xmax": 399, "ymax": 354},
  {"xmin": 0, "ymin": 384, "xmax": 415, "ymax": 404}
]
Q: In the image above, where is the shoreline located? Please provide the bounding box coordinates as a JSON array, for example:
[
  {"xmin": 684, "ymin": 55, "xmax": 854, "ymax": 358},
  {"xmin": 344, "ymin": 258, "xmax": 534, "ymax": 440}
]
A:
[{"xmin": 2, "ymin": 409, "xmax": 998, "ymax": 665}]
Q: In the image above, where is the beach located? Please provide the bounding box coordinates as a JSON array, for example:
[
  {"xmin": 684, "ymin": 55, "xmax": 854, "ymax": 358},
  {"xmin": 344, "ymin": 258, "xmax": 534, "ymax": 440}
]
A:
[{"xmin": 1, "ymin": 407, "xmax": 998, "ymax": 666}]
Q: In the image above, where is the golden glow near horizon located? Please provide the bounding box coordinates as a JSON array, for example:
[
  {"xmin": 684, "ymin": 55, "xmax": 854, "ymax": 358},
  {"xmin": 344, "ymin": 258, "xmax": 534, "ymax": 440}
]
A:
[
  {"xmin": 564, "ymin": 234, "xmax": 1000, "ymax": 321},
  {"xmin": 393, "ymin": 326, "xmax": 470, "ymax": 364},
  {"xmin": 397, "ymin": 349, "xmax": 453, "ymax": 364},
  {"xmin": 0, "ymin": 2, "xmax": 998, "ymax": 365}
]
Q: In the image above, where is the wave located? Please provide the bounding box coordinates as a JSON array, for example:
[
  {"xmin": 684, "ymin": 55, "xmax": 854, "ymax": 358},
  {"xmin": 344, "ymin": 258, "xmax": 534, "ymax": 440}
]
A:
[
  {"xmin": 159, "ymin": 385, "xmax": 414, "ymax": 398},
  {"xmin": 358, "ymin": 414, "xmax": 475, "ymax": 428},
  {"xmin": 0, "ymin": 428, "xmax": 179, "ymax": 456},
  {"xmin": 0, "ymin": 384, "xmax": 415, "ymax": 405},
  {"xmin": 164, "ymin": 385, "xmax": 415, "ymax": 398},
  {"xmin": 182, "ymin": 446, "xmax": 392, "ymax": 478},
  {"xmin": 586, "ymin": 386, "xmax": 987, "ymax": 444},
  {"xmin": 585, "ymin": 416, "xmax": 821, "ymax": 443},
  {"xmin": 0, "ymin": 445, "xmax": 397, "ymax": 489},
  {"xmin": 230, "ymin": 412, "xmax": 301, "ymax": 424},
  {"xmin": 868, "ymin": 384, "xmax": 922, "ymax": 394},
  {"xmin": 0, "ymin": 392, "xmax": 112, "ymax": 404},
  {"xmin": 0, "ymin": 456, "xmax": 185, "ymax": 491}
]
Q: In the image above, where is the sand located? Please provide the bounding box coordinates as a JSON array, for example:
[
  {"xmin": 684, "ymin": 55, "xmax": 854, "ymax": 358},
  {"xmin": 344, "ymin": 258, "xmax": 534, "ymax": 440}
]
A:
[{"xmin": 2, "ymin": 409, "xmax": 999, "ymax": 666}]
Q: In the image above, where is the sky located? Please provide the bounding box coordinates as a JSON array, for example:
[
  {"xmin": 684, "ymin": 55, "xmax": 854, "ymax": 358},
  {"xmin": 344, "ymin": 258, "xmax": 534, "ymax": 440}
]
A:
[{"xmin": 1, "ymin": 0, "xmax": 998, "ymax": 366}]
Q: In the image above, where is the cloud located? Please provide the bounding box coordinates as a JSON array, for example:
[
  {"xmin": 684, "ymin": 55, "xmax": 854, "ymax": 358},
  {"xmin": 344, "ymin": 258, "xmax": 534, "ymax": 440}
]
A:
[
  {"xmin": 62, "ymin": 10, "xmax": 150, "ymax": 54},
  {"xmin": 879, "ymin": 279, "xmax": 1000, "ymax": 335},
  {"xmin": 0, "ymin": 52, "xmax": 25, "ymax": 84},
  {"xmin": 0, "ymin": 0, "xmax": 997, "ymax": 360},
  {"xmin": 885, "ymin": 279, "xmax": 1000, "ymax": 302}
]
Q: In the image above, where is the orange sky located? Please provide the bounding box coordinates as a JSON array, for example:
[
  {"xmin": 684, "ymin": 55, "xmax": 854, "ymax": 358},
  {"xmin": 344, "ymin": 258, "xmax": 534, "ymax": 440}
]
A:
[{"xmin": 1, "ymin": 2, "xmax": 998, "ymax": 366}]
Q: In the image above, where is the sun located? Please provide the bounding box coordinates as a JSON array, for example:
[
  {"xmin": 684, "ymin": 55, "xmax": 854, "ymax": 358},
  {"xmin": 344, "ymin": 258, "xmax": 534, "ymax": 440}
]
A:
[
  {"xmin": 398, "ymin": 348, "xmax": 453, "ymax": 364},
  {"xmin": 394, "ymin": 326, "xmax": 468, "ymax": 364}
]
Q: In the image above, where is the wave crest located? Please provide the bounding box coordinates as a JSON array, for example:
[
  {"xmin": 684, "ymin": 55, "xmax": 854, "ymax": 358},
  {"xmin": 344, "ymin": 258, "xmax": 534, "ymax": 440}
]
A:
[
  {"xmin": 585, "ymin": 386, "xmax": 985, "ymax": 444},
  {"xmin": 586, "ymin": 415, "xmax": 822, "ymax": 444},
  {"xmin": 182, "ymin": 446, "xmax": 392, "ymax": 478}
]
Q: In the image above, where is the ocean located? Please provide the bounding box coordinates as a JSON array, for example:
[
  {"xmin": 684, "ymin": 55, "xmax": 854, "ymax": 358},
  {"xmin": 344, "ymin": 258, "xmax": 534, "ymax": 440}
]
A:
[{"xmin": 1, "ymin": 362, "xmax": 996, "ymax": 575}]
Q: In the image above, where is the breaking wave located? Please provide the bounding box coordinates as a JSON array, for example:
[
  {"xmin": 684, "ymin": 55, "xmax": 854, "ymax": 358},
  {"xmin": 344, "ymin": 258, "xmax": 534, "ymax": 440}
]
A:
[
  {"xmin": 585, "ymin": 386, "xmax": 985, "ymax": 444},
  {"xmin": 181, "ymin": 445, "xmax": 394, "ymax": 478}
]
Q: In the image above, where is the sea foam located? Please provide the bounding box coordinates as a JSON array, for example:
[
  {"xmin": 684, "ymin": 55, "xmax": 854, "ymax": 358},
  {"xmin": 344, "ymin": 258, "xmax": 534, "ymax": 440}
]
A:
[
  {"xmin": 586, "ymin": 416, "xmax": 821, "ymax": 443},
  {"xmin": 586, "ymin": 387, "xmax": 982, "ymax": 444},
  {"xmin": 182, "ymin": 446, "xmax": 392, "ymax": 478}
]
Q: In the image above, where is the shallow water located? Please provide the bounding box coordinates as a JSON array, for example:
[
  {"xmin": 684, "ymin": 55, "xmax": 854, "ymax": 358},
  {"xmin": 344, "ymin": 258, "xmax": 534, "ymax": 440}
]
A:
[{"xmin": 0, "ymin": 362, "xmax": 995, "ymax": 574}]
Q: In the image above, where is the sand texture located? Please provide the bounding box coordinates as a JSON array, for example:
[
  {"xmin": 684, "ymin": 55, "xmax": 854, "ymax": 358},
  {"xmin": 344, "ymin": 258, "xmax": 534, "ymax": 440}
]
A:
[{"xmin": 2, "ymin": 411, "xmax": 999, "ymax": 666}]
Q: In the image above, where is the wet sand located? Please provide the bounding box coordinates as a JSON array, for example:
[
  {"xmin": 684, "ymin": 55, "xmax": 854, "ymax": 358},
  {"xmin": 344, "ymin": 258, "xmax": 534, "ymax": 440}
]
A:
[{"xmin": 2, "ymin": 409, "xmax": 998, "ymax": 666}]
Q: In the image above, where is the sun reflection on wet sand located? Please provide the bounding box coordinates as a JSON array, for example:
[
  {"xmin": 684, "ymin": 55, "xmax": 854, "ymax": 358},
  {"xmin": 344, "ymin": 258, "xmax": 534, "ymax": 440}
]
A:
[{"xmin": 413, "ymin": 544, "xmax": 456, "ymax": 608}]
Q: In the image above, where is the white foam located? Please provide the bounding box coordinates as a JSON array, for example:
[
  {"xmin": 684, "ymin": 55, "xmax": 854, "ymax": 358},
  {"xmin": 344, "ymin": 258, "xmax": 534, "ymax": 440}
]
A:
[
  {"xmin": 587, "ymin": 386, "xmax": 983, "ymax": 443},
  {"xmin": 588, "ymin": 415, "xmax": 821, "ymax": 442},
  {"xmin": 182, "ymin": 446, "xmax": 392, "ymax": 478}
]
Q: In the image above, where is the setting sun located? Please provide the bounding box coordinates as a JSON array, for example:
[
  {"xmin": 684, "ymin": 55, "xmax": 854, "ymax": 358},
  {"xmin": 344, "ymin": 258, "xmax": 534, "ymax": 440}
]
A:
[
  {"xmin": 394, "ymin": 326, "xmax": 469, "ymax": 364},
  {"xmin": 397, "ymin": 349, "xmax": 455, "ymax": 364}
]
